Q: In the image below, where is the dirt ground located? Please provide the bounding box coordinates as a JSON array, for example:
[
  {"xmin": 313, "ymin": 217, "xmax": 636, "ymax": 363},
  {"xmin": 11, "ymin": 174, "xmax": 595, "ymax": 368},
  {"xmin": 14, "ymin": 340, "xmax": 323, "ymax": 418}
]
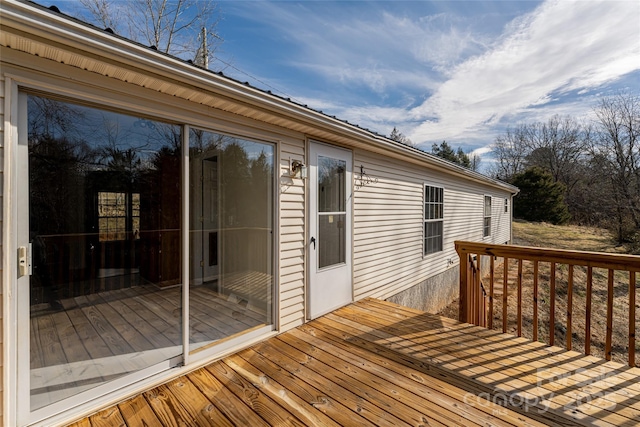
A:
[{"xmin": 437, "ymin": 220, "xmax": 639, "ymax": 367}]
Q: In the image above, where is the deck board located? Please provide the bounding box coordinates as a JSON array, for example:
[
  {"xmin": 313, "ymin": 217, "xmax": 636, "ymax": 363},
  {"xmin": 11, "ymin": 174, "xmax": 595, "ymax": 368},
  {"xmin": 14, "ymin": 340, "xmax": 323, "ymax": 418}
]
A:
[
  {"xmin": 290, "ymin": 325, "xmax": 527, "ymax": 427},
  {"xmin": 188, "ymin": 366, "xmax": 271, "ymax": 427},
  {"xmin": 163, "ymin": 376, "xmax": 234, "ymax": 427},
  {"xmin": 344, "ymin": 300, "xmax": 629, "ymax": 426},
  {"xmin": 365, "ymin": 300, "xmax": 640, "ymax": 414},
  {"xmin": 236, "ymin": 347, "xmax": 374, "ymax": 427},
  {"xmin": 117, "ymin": 395, "xmax": 162, "ymax": 426},
  {"xmin": 68, "ymin": 298, "xmax": 640, "ymax": 426}
]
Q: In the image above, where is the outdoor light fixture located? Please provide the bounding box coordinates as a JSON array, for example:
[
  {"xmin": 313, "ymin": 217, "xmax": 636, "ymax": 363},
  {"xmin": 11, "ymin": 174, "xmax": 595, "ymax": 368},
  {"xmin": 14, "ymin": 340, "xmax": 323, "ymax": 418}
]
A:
[{"xmin": 291, "ymin": 159, "xmax": 307, "ymax": 179}]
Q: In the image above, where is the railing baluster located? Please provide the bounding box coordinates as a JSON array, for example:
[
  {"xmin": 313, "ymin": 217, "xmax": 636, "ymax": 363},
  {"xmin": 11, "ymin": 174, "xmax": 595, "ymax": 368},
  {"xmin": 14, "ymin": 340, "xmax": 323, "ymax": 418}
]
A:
[
  {"xmin": 475, "ymin": 254, "xmax": 482, "ymax": 326},
  {"xmin": 503, "ymin": 257, "xmax": 509, "ymax": 334},
  {"xmin": 471, "ymin": 254, "xmax": 475, "ymax": 323},
  {"xmin": 533, "ymin": 260, "xmax": 539, "ymax": 342},
  {"xmin": 630, "ymin": 271, "xmax": 636, "ymax": 367},
  {"xmin": 470, "ymin": 254, "xmax": 477, "ymax": 325},
  {"xmin": 517, "ymin": 259, "xmax": 523, "ymax": 337},
  {"xmin": 550, "ymin": 262, "xmax": 556, "ymax": 346},
  {"xmin": 458, "ymin": 250, "xmax": 469, "ymax": 323},
  {"xmin": 454, "ymin": 241, "xmax": 639, "ymax": 364},
  {"xmin": 567, "ymin": 265, "xmax": 574, "ymax": 351},
  {"xmin": 586, "ymin": 266, "xmax": 593, "ymax": 356},
  {"xmin": 606, "ymin": 269, "xmax": 614, "ymax": 361},
  {"xmin": 489, "ymin": 256, "xmax": 494, "ymax": 330},
  {"xmin": 468, "ymin": 254, "xmax": 474, "ymax": 324},
  {"xmin": 479, "ymin": 255, "xmax": 486, "ymax": 327}
]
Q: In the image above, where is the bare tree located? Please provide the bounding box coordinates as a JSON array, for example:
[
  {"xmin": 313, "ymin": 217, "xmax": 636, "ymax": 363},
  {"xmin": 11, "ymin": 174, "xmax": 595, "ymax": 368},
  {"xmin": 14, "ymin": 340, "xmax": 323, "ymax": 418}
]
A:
[
  {"xmin": 469, "ymin": 153, "xmax": 481, "ymax": 172},
  {"xmin": 489, "ymin": 125, "xmax": 529, "ymax": 181},
  {"xmin": 591, "ymin": 92, "xmax": 640, "ymax": 244},
  {"xmin": 78, "ymin": 0, "xmax": 221, "ymax": 66},
  {"xmin": 522, "ymin": 115, "xmax": 590, "ymax": 193}
]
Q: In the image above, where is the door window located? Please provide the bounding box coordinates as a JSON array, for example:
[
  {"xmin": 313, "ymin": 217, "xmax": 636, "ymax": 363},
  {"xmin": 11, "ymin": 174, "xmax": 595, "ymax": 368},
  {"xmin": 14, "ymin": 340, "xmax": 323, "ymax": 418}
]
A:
[{"xmin": 317, "ymin": 156, "xmax": 347, "ymax": 268}]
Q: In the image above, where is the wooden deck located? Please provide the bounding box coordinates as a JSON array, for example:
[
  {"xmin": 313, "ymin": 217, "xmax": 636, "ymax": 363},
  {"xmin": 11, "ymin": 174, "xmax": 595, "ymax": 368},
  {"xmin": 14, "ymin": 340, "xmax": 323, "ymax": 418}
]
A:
[{"xmin": 68, "ymin": 298, "xmax": 640, "ymax": 427}]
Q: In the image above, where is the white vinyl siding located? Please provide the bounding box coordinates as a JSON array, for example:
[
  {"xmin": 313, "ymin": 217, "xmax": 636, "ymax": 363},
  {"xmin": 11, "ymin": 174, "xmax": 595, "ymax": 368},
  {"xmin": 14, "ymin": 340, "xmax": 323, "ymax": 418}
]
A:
[
  {"xmin": 278, "ymin": 139, "xmax": 306, "ymax": 332},
  {"xmin": 353, "ymin": 149, "xmax": 513, "ymax": 302}
]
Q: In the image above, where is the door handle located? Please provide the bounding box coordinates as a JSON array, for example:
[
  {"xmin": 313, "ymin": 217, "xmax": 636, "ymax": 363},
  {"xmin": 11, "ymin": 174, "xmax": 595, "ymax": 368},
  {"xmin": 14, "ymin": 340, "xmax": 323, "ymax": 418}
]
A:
[
  {"xmin": 18, "ymin": 245, "xmax": 31, "ymax": 277},
  {"xmin": 310, "ymin": 236, "xmax": 316, "ymax": 250}
]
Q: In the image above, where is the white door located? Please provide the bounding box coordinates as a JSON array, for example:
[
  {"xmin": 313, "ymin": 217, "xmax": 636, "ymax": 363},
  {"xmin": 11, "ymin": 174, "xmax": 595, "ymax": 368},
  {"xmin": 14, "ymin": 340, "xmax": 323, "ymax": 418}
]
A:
[{"xmin": 308, "ymin": 142, "xmax": 353, "ymax": 318}]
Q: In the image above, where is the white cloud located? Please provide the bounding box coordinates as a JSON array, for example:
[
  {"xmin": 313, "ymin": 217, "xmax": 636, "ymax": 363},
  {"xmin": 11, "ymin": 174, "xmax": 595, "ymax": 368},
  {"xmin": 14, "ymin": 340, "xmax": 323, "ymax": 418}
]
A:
[
  {"xmin": 226, "ymin": 2, "xmax": 483, "ymax": 95},
  {"xmin": 407, "ymin": 0, "xmax": 640, "ymax": 144},
  {"xmin": 220, "ymin": 0, "xmax": 639, "ymax": 160}
]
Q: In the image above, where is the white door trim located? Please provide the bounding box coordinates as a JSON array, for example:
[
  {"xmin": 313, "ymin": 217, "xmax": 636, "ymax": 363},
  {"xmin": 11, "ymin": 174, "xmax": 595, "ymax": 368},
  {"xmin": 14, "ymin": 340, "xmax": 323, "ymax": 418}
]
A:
[{"xmin": 3, "ymin": 76, "xmax": 20, "ymax": 427}]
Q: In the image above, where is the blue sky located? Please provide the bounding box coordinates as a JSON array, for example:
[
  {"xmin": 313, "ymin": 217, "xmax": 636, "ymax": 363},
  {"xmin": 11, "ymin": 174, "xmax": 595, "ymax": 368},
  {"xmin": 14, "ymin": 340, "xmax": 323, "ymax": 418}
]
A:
[{"xmin": 68, "ymin": 0, "xmax": 640, "ymax": 169}]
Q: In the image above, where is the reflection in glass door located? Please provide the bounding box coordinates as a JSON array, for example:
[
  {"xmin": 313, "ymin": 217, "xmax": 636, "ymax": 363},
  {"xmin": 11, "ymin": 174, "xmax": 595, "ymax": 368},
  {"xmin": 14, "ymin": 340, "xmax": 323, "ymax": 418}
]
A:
[
  {"xmin": 20, "ymin": 94, "xmax": 184, "ymax": 418},
  {"xmin": 17, "ymin": 92, "xmax": 277, "ymax": 424},
  {"xmin": 188, "ymin": 128, "xmax": 275, "ymax": 352}
]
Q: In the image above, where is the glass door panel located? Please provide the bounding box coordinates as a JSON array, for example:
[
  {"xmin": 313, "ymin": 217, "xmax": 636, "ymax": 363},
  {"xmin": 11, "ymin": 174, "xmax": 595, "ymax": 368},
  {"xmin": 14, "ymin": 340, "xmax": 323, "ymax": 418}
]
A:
[
  {"xmin": 317, "ymin": 156, "xmax": 347, "ymax": 268},
  {"xmin": 188, "ymin": 128, "xmax": 274, "ymax": 352},
  {"xmin": 24, "ymin": 94, "xmax": 183, "ymax": 411}
]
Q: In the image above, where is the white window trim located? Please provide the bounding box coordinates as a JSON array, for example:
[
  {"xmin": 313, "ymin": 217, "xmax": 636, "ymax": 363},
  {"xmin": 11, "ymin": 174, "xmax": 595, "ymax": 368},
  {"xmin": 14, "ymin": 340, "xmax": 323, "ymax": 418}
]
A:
[
  {"xmin": 483, "ymin": 195, "xmax": 492, "ymax": 238},
  {"xmin": 423, "ymin": 184, "xmax": 444, "ymax": 256}
]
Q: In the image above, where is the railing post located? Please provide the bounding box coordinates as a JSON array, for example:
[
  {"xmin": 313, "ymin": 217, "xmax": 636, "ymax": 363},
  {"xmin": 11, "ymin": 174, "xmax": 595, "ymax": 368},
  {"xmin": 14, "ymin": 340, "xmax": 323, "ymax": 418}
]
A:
[
  {"xmin": 472, "ymin": 254, "xmax": 478, "ymax": 325},
  {"xmin": 630, "ymin": 271, "xmax": 636, "ymax": 367},
  {"xmin": 456, "ymin": 243, "xmax": 469, "ymax": 323},
  {"xmin": 606, "ymin": 269, "xmax": 614, "ymax": 361},
  {"xmin": 533, "ymin": 261, "xmax": 539, "ymax": 342},
  {"xmin": 489, "ymin": 256, "xmax": 494, "ymax": 329},
  {"xmin": 502, "ymin": 257, "xmax": 508, "ymax": 333},
  {"xmin": 586, "ymin": 266, "xmax": 592, "ymax": 355}
]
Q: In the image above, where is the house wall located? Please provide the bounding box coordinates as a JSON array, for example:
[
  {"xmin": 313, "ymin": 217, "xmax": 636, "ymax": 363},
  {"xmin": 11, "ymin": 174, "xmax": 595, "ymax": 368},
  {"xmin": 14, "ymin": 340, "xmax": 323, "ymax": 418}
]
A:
[
  {"xmin": 278, "ymin": 139, "xmax": 306, "ymax": 332},
  {"xmin": 352, "ymin": 148, "xmax": 512, "ymax": 312}
]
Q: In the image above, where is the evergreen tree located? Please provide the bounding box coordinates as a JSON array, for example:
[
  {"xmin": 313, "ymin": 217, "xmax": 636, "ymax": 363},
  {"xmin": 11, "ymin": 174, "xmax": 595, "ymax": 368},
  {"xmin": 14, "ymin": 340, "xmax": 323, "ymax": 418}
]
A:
[
  {"xmin": 389, "ymin": 127, "xmax": 413, "ymax": 145},
  {"xmin": 431, "ymin": 141, "xmax": 474, "ymax": 169},
  {"xmin": 511, "ymin": 167, "xmax": 571, "ymax": 224}
]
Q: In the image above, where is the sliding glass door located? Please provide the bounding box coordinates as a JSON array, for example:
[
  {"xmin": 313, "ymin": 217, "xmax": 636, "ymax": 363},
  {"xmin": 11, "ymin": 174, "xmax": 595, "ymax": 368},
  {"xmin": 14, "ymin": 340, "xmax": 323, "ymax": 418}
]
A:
[
  {"xmin": 189, "ymin": 128, "xmax": 274, "ymax": 352},
  {"xmin": 20, "ymin": 94, "xmax": 183, "ymax": 414},
  {"xmin": 17, "ymin": 92, "xmax": 275, "ymax": 424}
]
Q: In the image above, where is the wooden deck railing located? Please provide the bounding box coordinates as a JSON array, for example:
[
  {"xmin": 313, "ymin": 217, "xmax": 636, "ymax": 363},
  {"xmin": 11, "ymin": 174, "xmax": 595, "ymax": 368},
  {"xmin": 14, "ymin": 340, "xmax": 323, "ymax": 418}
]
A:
[{"xmin": 456, "ymin": 241, "xmax": 640, "ymax": 367}]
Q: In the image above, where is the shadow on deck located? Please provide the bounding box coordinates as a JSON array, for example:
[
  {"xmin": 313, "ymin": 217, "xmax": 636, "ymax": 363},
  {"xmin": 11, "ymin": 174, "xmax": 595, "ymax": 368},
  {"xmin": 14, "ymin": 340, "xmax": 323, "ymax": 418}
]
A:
[{"xmin": 68, "ymin": 298, "xmax": 640, "ymax": 426}]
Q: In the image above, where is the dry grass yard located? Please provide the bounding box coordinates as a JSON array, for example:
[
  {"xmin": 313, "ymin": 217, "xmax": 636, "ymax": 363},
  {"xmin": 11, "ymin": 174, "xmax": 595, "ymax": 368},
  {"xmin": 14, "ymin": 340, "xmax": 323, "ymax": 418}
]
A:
[{"xmin": 438, "ymin": 220, "xmax": 639, "ymax": 367}]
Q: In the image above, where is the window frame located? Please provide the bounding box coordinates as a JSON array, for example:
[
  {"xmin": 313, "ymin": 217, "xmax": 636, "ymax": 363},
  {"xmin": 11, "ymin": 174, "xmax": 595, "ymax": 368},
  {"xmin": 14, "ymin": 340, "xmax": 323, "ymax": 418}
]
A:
[
  {"xmin": 504, "ymin": 198, "xmax": 508, "ymax": 213},
  {"xmin": 423, "ymin": 184, "xmax": 444, "ymax": 256},
  {"xmin": 483, "ymin": 195, "xmax": 492, "ymax": 238}
]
